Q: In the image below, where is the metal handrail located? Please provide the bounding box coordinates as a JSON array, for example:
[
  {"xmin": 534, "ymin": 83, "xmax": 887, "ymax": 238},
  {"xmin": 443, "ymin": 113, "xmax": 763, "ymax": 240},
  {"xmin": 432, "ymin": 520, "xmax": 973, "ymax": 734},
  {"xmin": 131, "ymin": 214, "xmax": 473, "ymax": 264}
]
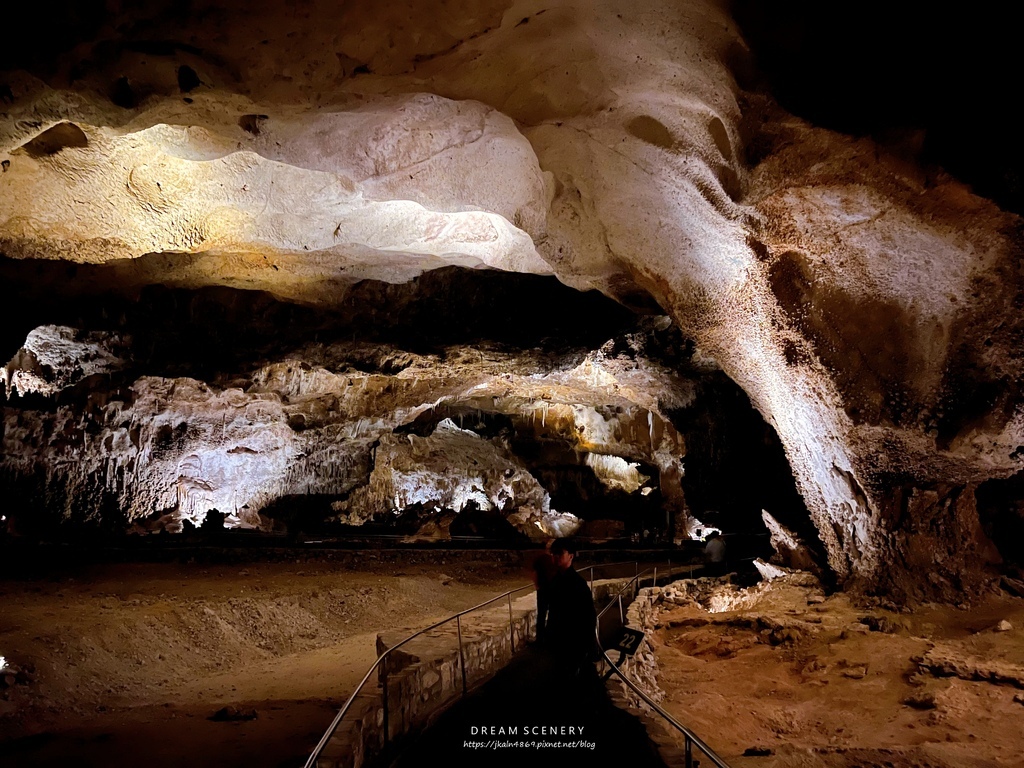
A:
[
  {"xmin": 602, "ymin": 648, "xmax": 730, "ymax": 768},
  {"xmin": 302, "ymin": 580, "xmax": 538, "ymax": 768},
  {"xmin": 597, "ymin": 566, "xmax": 731, "ymax": 768},
  {"xmin": 303, "ymin": 559, "xmax": 641, "ymax": 768}
]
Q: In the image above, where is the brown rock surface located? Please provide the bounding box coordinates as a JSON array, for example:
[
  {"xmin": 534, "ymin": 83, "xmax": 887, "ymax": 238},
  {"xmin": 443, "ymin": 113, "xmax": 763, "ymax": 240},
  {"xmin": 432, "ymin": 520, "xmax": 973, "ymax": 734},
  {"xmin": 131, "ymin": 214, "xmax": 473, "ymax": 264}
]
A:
[{"xmin": 653, "ymin": 578, "xmax": 1024, "ymax": 767}]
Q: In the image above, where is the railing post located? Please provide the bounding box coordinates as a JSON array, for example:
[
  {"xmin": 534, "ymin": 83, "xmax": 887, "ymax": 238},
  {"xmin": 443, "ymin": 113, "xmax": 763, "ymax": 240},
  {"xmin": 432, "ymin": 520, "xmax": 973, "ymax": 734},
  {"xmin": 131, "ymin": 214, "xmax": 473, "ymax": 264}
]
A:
[
  {"xmin": 589, "ymin": 566, "xmax": 595, "ymax": 596},
  {"xmin": 507, "ymin": 593, "xmax": 515, "ymax": 656},
  {"xmin": 457, "ymin": 615, "xmax": 468, "ymax": 695},
  {"xmin": 685, "ymin": 735, "xmax": 693, "ymax": 768},
  {"xmin": 653, "ymin": 566, "xmax": 658, "ymax": 588},
  {"xmin": 618, "ymin": 594, "xmax": 624, "ymax": 624},
  {"xmin": 381, "ymin": 655, "xmax": 390, "ymax": 748}
]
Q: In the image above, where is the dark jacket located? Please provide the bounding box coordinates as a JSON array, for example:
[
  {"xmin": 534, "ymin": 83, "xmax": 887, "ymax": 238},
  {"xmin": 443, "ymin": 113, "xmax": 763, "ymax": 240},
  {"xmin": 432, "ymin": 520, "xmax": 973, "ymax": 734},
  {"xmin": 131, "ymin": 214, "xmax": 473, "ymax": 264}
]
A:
[
  {"xmin": 543, "ymin": 566, "xmax": 598, "ymax": 662},
  {"xmin": 533, "ymin": 551, "xmax": 557, "ymax": 641}
]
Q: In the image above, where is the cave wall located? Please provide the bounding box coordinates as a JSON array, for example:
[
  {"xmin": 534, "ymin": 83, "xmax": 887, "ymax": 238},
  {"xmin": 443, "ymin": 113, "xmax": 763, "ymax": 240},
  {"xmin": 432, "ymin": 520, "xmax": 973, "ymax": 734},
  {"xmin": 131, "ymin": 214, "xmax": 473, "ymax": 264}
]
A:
[
  {"xmin": 1, "ymin": 0, "xmax": 1021, "ymax": 597},
  {"xmin": 1, "ymin": 279, "xmax": 711, "ymax": 540}
]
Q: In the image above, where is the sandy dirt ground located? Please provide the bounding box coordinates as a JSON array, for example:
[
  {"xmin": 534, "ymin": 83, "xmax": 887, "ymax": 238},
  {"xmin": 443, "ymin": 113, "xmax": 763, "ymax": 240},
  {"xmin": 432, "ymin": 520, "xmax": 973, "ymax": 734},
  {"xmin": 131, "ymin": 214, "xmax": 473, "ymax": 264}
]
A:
[
  {"xmin": 6, "ymin": 556, "xmax": 1023, "ymax": 768},
  {"xmin": 652, "ymin": 579, "xmax": 1024, "ymax": 768},
  {"xmin": 0, "ymin": 554, "xmax": 528, "ymax": 767}
]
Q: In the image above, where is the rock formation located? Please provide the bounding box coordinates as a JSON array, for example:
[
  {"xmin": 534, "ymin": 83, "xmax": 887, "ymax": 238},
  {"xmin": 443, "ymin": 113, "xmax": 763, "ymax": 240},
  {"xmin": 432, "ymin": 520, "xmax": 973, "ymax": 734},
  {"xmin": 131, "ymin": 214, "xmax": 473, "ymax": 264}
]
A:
[
  {"xmin": 1, "ymin": 0, "xmax": 1021, "ymax": 600},
  {"xmin": 1, "ymin": 283, "xmax": 723, "ymax": 541}
]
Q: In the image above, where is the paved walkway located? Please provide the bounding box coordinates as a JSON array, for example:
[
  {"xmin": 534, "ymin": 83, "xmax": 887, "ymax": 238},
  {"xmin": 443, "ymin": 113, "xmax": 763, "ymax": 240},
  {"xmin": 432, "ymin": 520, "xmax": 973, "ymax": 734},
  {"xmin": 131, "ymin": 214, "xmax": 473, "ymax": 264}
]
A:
[{"xmin": 391, "ymin": 646, "xmax": 668, "ymax": 768}]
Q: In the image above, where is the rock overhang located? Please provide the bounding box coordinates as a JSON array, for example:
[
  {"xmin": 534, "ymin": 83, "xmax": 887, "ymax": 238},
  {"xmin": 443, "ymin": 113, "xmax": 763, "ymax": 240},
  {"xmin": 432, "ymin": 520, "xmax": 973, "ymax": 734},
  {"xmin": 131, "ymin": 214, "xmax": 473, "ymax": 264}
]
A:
[{"xmin": 0, "ymin": 0, "xmax": 1021, "ymax": 600}]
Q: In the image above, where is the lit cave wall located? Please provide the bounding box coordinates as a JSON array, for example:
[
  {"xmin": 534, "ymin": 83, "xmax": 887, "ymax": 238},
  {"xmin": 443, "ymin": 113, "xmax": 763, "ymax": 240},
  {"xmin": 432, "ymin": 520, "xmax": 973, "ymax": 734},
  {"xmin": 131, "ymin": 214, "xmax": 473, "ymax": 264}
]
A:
[
  {"xmin": 1, "ymin": 0, "xmax": 1021, "ymax": 601},
  {"xmin": 2, "ymin": 266, "xmax": 803, "ymax": 550}
]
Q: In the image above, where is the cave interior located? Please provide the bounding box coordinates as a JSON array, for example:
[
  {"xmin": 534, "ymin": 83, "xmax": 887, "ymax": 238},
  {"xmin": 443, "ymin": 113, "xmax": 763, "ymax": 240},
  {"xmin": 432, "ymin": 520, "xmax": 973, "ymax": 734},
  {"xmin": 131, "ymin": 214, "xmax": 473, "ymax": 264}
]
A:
[
  {"xmin": 0, "ymin": 1, "xmax": 1016, "ymax": 585},
  {"xmin": 1, "ymin": 0, "xmax": 1023, "ymax": 765}
]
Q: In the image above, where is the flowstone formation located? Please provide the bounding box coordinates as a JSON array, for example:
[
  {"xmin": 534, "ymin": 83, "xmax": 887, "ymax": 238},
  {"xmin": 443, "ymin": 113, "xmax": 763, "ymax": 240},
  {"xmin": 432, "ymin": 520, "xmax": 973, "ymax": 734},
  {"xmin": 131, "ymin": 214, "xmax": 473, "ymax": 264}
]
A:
[
  {"xmin": 4, "ymin": 275, "xmax": 752, "ymax": 541},
  {"xmin": 1, "ymin": 0, "xmax": 1021, "ymax": 599},
  {"xmin": 334, "ymin": 418, "xmax": 558, "ymax": 530}
]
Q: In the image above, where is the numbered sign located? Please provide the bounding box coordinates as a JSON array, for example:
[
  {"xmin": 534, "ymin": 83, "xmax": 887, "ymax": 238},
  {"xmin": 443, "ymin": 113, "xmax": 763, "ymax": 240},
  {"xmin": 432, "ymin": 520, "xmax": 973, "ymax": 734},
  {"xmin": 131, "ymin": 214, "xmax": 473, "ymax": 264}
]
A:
[{"xmin": 615, "ymin": 628, "xmax": 645, "ymax": 656}]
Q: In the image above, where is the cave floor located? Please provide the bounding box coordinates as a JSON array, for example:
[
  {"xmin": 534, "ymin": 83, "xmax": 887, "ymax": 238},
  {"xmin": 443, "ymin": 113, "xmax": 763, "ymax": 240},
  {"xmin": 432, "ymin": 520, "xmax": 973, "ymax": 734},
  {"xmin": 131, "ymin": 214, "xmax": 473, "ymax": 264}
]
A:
[
  {"xmin": 653, "ymin": 580, "xmax": 1024, "ymax": 768},
  {"xmin": 0, "ymin": 556, "xmax": 527, "ymax": 767},
  {"xmin": 1, "ymin": 559, "xmax": 1023, "ymax": 768}
]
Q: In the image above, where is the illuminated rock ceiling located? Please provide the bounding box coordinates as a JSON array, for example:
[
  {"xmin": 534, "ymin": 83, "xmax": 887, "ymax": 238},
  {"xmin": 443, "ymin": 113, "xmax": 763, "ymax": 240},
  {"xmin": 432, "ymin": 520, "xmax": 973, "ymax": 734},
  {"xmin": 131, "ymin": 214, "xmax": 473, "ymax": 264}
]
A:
[{"xmin": 1, "ymin": 0, "xmax": 1021, "ymax": 600}]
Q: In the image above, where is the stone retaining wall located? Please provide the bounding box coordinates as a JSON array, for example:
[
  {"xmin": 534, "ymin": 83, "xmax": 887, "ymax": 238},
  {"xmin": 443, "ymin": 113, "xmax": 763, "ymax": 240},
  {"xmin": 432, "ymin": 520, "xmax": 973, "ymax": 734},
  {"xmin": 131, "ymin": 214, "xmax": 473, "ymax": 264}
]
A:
[
  {"xmin": 314, "ymin": 579, "xmax": 629, "ymax": 768},
  {"xmin": 614, "ymin": 584, "xmax": 664, "ymax": 705}
]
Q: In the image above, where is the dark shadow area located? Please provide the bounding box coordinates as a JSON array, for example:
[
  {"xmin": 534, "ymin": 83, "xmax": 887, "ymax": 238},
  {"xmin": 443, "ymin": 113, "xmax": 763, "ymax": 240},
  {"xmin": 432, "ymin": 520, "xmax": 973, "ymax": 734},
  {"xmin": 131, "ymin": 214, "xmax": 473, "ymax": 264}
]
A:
[
  {"xmin": 0, "ymin": 259, "xmax": 637, "ymax": 379},
  {"xmin": 668, "ymin": 373, "xmax": 815, "ymax": 543},
  {"xmin": 387, "ymin": 647, "xmax": 667, "ymax": 768},
  {"xmin": 977, "ymin": 471, "xmax": 1024, "ymax": 570},
  {"xmin": 529, "ymin": 459, "xmax": 664, "ymax": 533},
  {"xmin": 734, "ymin": 0, "xmax": 1023, "ymax": 215}
]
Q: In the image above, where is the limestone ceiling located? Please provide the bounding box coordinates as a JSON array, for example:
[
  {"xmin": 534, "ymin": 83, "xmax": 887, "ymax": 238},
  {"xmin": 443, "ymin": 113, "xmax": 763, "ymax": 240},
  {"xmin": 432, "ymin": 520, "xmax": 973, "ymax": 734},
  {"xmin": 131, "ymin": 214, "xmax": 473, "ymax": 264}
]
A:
[{"xmin": 1, "ymin": 0, "xmax": 1021, "ymax": 599}]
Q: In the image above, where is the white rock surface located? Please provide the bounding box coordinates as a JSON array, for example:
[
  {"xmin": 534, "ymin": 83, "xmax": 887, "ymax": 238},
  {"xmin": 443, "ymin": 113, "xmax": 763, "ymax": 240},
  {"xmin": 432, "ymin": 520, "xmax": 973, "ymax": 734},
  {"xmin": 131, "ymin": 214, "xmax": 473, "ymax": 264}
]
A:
[
  {"xmin": 3, "ymin": 326, "xmax": 127, "ymax": 398},
  {"xmin": 754, "ymin": 558, "xmax": 789, "ymax": 582},
  {"xmin": 336, "ymin": 418, "xmax": 551, "ymax": 525}
]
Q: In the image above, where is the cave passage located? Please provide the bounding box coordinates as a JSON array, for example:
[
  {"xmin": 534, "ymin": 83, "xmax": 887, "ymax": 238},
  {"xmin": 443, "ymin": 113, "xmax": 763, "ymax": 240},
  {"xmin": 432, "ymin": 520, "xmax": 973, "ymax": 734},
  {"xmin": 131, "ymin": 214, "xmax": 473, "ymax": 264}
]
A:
[{"xmin": 1, "ymin": 262, "xmax": 811, "ymax": 556}]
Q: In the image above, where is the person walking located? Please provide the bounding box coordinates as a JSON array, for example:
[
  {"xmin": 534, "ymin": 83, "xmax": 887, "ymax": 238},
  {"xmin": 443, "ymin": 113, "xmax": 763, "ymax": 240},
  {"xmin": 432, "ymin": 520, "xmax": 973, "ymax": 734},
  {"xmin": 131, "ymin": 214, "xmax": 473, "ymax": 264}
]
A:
[{"xmin": 541, "ymin": 538, "xmax": 598, "ymax": 675}]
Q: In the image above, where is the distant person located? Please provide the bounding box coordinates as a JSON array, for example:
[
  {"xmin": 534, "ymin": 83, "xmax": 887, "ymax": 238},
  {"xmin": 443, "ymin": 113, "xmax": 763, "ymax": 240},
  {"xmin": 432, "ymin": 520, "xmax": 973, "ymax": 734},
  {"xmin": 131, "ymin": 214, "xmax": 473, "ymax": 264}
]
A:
[
  {"xmin": 531, "ymin": 540, "xmax": 557, "ymax": 643},
  {"xmin": 704, "ymin": 530, "xmax": 726, "ymax": 576},
  {"xmin": 200, "ymin": 508, "xmax": 226, "ymax": 541},
  {"xmin": 541, "ymin": 538, "xmax": 598, "ymax": 675}
]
